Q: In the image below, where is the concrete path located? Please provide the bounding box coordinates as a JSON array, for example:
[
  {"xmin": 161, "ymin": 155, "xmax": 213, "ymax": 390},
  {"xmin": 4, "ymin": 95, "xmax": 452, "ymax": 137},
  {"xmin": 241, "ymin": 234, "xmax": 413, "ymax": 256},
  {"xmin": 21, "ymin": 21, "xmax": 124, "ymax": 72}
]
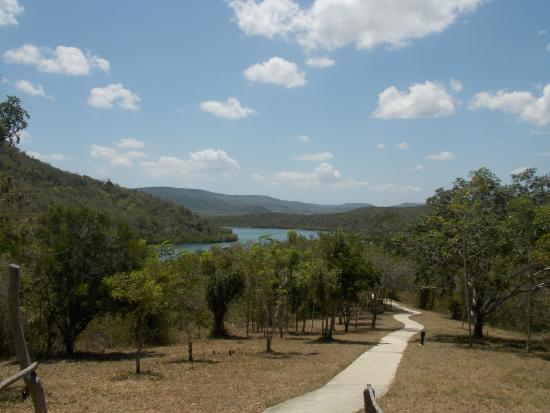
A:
[{"xmin": 264, "ymin": 304, "xmax": 423, "ymax": 413}]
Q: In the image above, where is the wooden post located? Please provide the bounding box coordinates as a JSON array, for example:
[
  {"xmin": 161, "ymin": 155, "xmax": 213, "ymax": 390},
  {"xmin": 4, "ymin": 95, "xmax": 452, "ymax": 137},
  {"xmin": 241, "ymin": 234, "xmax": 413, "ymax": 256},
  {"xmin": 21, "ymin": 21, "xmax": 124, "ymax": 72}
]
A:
[
  {"xmin": 420, "ymin": 330, "xmax": 426, "ymax": 345},
  {"xmin": 8, "ymin": 264, "xmax": 47, "ymax": 413},
  {"xmin": 363, "ymin": 384, "xmax": 383, "ymax": 413}
]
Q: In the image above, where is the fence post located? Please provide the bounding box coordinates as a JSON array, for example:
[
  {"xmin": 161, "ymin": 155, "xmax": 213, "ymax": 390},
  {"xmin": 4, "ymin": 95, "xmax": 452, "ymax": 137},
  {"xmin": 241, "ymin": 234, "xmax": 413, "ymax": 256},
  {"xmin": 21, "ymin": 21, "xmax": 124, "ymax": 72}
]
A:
[
  {"xmin": 363, "ymin": 384, "xmax": 383, "ymax": 413},
  {"xmin": 8, "ymin": 264, "xmax": 47, "ymax": 413}
]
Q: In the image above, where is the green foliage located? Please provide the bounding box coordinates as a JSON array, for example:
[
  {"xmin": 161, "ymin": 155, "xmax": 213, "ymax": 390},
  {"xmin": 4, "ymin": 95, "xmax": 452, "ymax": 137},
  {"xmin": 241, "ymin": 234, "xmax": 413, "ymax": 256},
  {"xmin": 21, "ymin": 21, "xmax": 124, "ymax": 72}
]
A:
[
  {"xmin": 0, "ymin": 95, "xmax": 29, "ymax": 146},
  {"xmin": 28, "ymin": 206, "xmax": 147, "ymax": 354},
  {"xmin": 201, "ymin": 246, "xmax": 246, "ymax": 337}
]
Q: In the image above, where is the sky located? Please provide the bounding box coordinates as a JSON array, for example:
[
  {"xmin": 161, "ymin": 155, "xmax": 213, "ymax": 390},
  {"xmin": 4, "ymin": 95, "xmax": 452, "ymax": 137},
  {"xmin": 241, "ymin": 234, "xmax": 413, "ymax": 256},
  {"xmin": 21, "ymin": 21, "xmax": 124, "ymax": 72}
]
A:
[{"xmin": 0, "ymin": 0, "xmax": 549, "ymax": 206}]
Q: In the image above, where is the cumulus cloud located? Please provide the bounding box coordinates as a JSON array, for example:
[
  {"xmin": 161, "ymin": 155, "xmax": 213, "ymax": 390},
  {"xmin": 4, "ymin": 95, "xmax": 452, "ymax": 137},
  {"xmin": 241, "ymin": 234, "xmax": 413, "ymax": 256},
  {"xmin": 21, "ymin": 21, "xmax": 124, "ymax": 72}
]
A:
[
  {"xmin": 87, "ymin": 84, "xmax": 140, "ymax": 110},
  {"xmin": 296, "ymin": 135, "xmax": 310, "ymax": 143},
  {"xmin": 294, "ymin": 152, "xmax": 333, "ymax": 162},
  {"xmin": 140, "ymin": 149, "xmax": 240, "ymax": 179},
  {"xmin": 28, "ymin": 151, "xmax": 68, "ymax": 162},
  {"xmin": 426, "ymin": 151, "xmax": 456, "ymax": 161},
  {"xmin": 373, "ymin": 81, "xmax": 456, "ymax": 119},
  {"xmin": 4, "ymin": 44, "xmax": 110, "ymax": 76},
  {"xmin": 15, "ymin": 79, "xmax": 52, "ymax": 99},
  {"xmin": 408, "ymin": 164, "xmax": 425, "ymax": 171},
  {"xmin": 305, "ymin": 56, "xmax": 335, "ymax": 68},
  {"xmin": 0, "ymin": 0, "xmax": 23, "ymax": 26},
  {"xmin": 90, "ymin": 145, "xmax": 134, "ymax": 167},
  {"xmin": 116, "ymin": 138, "xmax": 145, "ymax": 149},
  {"xmin": 396, "ymin": 142, "xmax": 410, "ymax": 150},
  {"xmin": 229, "ymin": 0, "xmax": 482, "ymax": 51},
  {"xmin": 253, "ymin": 162, "xmax": 348, "ymax": 187},
  {"xmin": 469, "ymin": 84, "xmax": 550, "ymax": 127},
  {"xmin": 200, "ymin": 97, "xmax": 257, "ymax": 120},
  {"xmin": 17, "ymin": 130, "xmax": 30, "ymax": 143},
  {"xmin": 244, "ymin": 56, "xmax": 306, "ymax": 88},
  {"xmin": 376, "ymin": 143, "xmax": 386, "ymax": 149}
]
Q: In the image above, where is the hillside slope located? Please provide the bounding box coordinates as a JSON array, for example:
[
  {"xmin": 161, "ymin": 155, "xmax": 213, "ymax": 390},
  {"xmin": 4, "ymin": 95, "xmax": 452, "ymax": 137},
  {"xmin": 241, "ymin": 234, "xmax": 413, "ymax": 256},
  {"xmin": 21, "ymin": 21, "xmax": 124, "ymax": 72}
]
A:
[
  {"xmin": 0, "ymin": 146, "xmax": 235, "ymax": 244},
  {"xmin": 137, "ymin": 187, "xmax": 374, "ymax": 215},
  {"xmin": 211, "ymin": 206, "xmax": 428, "ymax": 241}
]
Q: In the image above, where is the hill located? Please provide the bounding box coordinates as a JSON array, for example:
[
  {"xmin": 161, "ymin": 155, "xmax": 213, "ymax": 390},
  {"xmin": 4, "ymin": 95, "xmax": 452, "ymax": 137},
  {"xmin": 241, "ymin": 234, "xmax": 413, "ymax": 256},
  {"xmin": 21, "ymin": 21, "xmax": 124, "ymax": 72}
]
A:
[
  {"xmin": 210, "ymin": 205, "xmax": 428, "ymax": 241},
  {"xmin": 137, "ymin": 187, "xmax": 374, "ymax": 215},
  {"xmin": 0, "ymin": 146, "xmax": 236, "ymax": 244}
]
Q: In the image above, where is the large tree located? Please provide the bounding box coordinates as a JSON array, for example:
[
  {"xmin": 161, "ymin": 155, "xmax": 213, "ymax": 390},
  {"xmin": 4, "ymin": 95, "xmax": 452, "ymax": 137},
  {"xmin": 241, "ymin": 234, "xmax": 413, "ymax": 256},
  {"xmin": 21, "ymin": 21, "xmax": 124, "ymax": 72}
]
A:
[
  {"xmin": 414, "ymin": 168, "xmax": 549, "ymax": 339},
  {"xmin": 0, "ymin": 95, "xmax": 29, "ymax": 146},
  {"xmin": 31, "ymin": 206, "xmax": 146, "ymax": 354},
  {"xmin": 201, "ymin": 246, "xmax": 245, "ymax": 337}
]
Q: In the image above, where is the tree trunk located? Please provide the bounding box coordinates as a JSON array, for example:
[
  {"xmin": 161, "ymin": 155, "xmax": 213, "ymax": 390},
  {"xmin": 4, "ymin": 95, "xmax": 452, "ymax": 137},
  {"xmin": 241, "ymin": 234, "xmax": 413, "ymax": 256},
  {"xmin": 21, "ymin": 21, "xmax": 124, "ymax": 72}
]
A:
[
  {"xmin": 136, "ymin": 315, "xmax": 143, "ymax": 374},
  {"xmin": 187, "ymin": 333, "xmax": 193, "ymax": 362},
  {"xmin": 266, "ymin": 333, "xmax": 273, "ymax": 353},
  {"xmin": 473, "ymin": 312, "xmax": 484, "ymax": 339},
  {"xmin": 526, "ymin": 274, "xmax": 533, "ymax": 353},
  {"xmin": 63, "ymin": 332, "xmax": 76, "ymax": 356},
  {"xmin": 211, "ymin": 309, "xmax": 226, "ymax": 337}
]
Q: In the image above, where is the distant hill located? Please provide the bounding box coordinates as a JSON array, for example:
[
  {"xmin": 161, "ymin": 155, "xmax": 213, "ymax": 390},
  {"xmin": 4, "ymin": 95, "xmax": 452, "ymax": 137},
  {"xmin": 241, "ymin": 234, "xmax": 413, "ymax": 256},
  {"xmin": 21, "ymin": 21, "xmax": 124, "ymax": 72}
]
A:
[
  {"xmin": 0, "ymin": 146, "xmax": 235, "ymax": 244},
  {"xmin": 137, "ymin": 187, "xmax": 375, "ymax": 215},
  {"xmin": 211, "ymin": 206, "xmax": 428, "ymax": 241}
]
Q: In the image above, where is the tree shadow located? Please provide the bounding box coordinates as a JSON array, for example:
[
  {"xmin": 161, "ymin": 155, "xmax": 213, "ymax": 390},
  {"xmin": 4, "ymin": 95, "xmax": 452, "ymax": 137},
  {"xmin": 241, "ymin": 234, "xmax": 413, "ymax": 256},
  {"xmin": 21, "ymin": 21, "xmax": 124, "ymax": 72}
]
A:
[
  {"xmin": 430, "ymin": 333, "xmax": 550, "ymax": 361},
  {"xmin": 167, "ymin": 358, "xmax": 219, "ymax": 365},
  {"xmin": 112, "ymin": 370, "xmax": 164, "ymax": 382},
  {"xmin": 263, "ymin": 351, "xmax": 320, "ymax": 359},
  {"xmin": 38, "ymin": 350, "xmax": 164, "ymax": 364},
  {"xmin": 306, "ymin": 337, "xmax": 381, "ymax": 346},
  {"xmin": 0, "ymin": 386, "xmax": 27, "ymax": 403}
]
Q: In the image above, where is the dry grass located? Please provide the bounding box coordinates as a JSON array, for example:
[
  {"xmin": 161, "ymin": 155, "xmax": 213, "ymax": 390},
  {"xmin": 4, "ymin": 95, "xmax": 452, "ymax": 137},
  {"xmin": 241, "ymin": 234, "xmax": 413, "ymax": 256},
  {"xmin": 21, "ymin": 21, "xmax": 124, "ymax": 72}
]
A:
[
  {"xmin": 379, "ymin": 308, "xmax": 550, "ymax": 413},
  {"xmin": 0, "ymin": 312, "xmax": 402, "ymax": 413}
]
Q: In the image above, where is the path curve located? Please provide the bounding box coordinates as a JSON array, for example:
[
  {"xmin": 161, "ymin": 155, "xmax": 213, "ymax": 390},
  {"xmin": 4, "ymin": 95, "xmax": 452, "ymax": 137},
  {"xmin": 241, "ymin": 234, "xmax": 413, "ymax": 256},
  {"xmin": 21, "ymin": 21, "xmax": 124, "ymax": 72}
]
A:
[{"xmin": 264, "ymin": 304, "xmax": 423, "ymax": 413}]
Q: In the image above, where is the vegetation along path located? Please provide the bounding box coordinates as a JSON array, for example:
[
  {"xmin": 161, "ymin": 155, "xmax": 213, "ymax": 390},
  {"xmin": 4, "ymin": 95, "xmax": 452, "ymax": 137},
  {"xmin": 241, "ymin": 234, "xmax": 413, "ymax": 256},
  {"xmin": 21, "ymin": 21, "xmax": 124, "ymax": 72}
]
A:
[{"xmin": 264, "ymin": 304, "xmax": 423, "ymax": 413}]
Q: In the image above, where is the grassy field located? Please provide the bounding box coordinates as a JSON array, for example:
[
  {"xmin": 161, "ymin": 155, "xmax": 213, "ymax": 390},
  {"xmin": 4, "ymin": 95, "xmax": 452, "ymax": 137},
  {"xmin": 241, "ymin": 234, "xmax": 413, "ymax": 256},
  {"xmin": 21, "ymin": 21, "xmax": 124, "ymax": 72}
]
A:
[
  {"xmin": 379, "ymin": 309, "xmax": 550, "ymax": 413},
  {"xmin": 0, "ymin": 312, "xmax": 401, "ymax": 413}
]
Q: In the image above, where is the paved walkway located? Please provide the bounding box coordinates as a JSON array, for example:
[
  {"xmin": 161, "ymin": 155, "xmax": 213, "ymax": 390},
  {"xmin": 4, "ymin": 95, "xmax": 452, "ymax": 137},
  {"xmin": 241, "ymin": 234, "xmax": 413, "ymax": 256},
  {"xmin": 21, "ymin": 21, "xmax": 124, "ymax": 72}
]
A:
[{"xmin": 264, "ymin": 304, "xmax": 423, "ymax": 413}]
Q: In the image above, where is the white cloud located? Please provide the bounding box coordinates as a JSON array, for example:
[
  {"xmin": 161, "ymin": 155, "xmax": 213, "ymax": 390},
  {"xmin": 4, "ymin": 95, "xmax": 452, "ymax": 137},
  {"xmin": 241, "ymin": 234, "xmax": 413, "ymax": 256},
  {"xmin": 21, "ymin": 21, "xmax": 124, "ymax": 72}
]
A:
[
  {"xmin": 305, "ymin": 56, "xmax": 335, "ymax": 68},
  {"xmin": 200, "ymin": 97, "xmax": 257, "ymax": 120},
  {"xmin": 15, "ymin": 79, "xmax": 52, "ymax": 99},
  {"xmin": 296, "ymin": 135, "xmax": 310, "ymax": 143},
  {"xmin": 116, "ymin": 138, "xmax": 145, "ymax": 149},
  {"xmin": 4, "ymin": 44, "xmax": 110, "ymax": 76},
  {"xmin": 140, "ymin": 149, "xmax": 240, "ymax": 179},
  {"xmin": 470, "ymin": 84, "xmax": 550, "ymax": 127},
  {"xmin": 229, "ymin": 0, "xmax": 482, "ymax": 51},
  {"xmin": 244, "ymin": 56, "xmax": 306, "ymax": 88},
  {"xmin": 0, "ymin": 0, "xmax": 23, "ymax": 26},
  {"xmin": 408, "ymin": 164, "xmax": 425, "ymax": 171},
  {"xmin": 294, "ymin": 152, "xmax": 333, "ymax": 162},
  {"xmin": 126, "ymin": 151, "xmax": 146, "ymax": 159},
  {"xmin": 373, "ymin": 81, "xmax": 456, "ymax": 119},
  {"xmin": 87, "ymin": 84, "xmax": 140, "ymax": 110},
  {"xmin": 426, "ymin": 151, "xmax": 456, "ymax": 161},
  {"xmin": 449, "ymin": 78, "xmax": 463, "ymax": 92},
  {"xmin": 376, "ymin": 143, "xmax": 386, "ymax": 149},
  {"xmin": 253, "ymin": 162, "xmax": 349, "ymax": 188},
  {"xmin": 396, "ymin": 142, "xmax": 410, "ymax": 150},
  {"xmin": 511, "ymin": 167, "xmax": 529, "ymax": 175},
  {"xmin": 28, "ymin": 151, "xmax": 68, "ymax": 162},
  {"xmin": 90, "ymin": 145, "xmax": 134, "ymax": 167}
]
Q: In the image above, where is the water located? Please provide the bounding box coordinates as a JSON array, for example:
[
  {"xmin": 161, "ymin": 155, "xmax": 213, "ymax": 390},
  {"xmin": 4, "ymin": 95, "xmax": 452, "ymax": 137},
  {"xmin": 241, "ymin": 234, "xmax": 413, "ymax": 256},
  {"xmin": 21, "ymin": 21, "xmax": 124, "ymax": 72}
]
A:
[{"xmin": 176, "ymin": 227, "xmax": 320, "ymax": 252}]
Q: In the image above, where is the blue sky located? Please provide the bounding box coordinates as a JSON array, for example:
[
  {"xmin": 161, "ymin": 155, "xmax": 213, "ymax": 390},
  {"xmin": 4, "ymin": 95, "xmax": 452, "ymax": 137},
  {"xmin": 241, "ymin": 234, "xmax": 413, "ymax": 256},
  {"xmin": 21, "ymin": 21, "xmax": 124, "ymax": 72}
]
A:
[{"xmin": 0, "ymin": 0, "xmax": 549, "ymax": 206}]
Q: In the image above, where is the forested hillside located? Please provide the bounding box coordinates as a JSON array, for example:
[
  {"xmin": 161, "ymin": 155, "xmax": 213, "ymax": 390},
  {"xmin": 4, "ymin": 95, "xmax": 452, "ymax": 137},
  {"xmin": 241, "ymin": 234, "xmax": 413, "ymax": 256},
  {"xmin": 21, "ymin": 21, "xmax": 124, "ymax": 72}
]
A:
[
  {"xmin": 0, "ymin": 146, "xmax": 236, "ymax": 244},
  {"xmin": 212, "ymin": 206, "xmax": 428, "ymax": 241},
  {"xmin": 138, "ymin": 186, "xmax": 375, "ymax": 215}
]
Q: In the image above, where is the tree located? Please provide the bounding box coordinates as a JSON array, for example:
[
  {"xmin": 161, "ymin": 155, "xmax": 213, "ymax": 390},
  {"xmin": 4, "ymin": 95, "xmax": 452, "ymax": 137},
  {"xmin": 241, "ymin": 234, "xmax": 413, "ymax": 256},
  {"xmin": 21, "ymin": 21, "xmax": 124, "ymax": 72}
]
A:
[
  {"xmin": 0, "ymin": 95, "xmax": 29, "ymax": 146},
  {"xmin": 415, "ymin": 168, "xmax": 550, "ymax": 340},
  {"xmin": 105, "ymin": 263, "xmax": 166, "ymax": 374},
  {"xmin": 31, "ymin": 206, "xmax": 146, "ymax": 354},
  {"xmin": 170, "ymin": 252, "xmax": 209, "ymax": 361},
  {"xmin": 201, "ymin": 246, "xmax": 245, "ymax": 337}
]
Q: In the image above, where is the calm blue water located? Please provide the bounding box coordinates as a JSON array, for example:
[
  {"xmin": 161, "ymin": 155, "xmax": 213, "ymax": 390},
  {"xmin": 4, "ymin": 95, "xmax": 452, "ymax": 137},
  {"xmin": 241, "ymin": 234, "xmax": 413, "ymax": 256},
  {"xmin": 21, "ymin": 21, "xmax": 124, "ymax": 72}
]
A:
[{"xmin": 176, "ymin": 227, "xmax": 320, "ymax": 252}]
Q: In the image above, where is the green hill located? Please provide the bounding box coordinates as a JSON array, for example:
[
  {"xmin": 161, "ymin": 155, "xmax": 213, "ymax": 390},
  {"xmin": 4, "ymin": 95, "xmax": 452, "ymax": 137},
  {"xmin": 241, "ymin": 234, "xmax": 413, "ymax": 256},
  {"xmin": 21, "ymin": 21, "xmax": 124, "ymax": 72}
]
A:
[
  {"xmin": 0, "ymin": 146, "xmax": 236, "ymax": 244},
  {"xmin": 211, "ymin": 206, "xmax": 428, "ymax": 241},
  {"xmin": 137, "ymin": 186, "xmax": 375, "ymax": 215}
]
